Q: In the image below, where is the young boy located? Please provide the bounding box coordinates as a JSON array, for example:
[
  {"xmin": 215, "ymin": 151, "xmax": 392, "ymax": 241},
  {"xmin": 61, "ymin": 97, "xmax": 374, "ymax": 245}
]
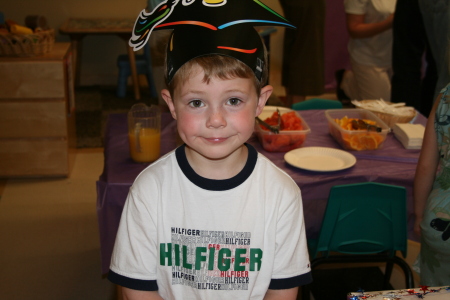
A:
[{"xmin": 108, "ymin": 1, "xmax": 312, "ymax": 299}]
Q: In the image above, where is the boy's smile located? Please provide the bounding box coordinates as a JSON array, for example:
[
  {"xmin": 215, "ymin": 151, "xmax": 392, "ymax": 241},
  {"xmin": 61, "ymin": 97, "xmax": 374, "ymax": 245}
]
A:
[{"xmin": 162, "ymin": 66, "xmax": 272, "ymax": 179}]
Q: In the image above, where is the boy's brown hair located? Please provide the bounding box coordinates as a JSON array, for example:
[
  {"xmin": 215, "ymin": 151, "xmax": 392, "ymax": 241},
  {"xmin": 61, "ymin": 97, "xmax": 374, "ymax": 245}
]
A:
[{"xmin": 166, "ymin": 53, "xmax": 269, "ymax": 97}]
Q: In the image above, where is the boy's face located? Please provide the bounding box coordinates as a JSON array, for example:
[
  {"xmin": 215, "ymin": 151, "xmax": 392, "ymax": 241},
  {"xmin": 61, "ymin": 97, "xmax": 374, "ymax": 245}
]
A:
[{"xmin": 162, "ymin": 66, "xmax": 272, "ymax": 162}]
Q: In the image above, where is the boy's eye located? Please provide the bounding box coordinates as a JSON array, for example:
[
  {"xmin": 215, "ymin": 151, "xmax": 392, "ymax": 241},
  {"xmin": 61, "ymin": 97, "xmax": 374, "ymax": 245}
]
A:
[
  {"xmin": 188, "ymin": 100, "xmax": 204, "ymax": 108},
  {"xmin": 227, "ymin": 97, "xmax": 242, "ymax": 106}
]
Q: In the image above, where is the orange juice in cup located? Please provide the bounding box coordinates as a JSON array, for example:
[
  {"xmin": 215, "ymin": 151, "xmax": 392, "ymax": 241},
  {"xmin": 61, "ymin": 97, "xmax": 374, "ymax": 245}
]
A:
[
  {"xmin": 129, "ymin": 127, "xmax": 161, "ymax": 163},
  {"xmin": 128, "ymin": 103, "xmax": 161, "ymax": 163}
]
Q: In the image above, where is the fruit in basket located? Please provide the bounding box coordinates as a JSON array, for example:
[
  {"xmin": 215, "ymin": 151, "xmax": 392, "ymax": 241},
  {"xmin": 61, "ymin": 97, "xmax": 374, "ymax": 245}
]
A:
[
  {"xmin": 334, "ymin": 116, "xmax": 384, "ymax": 151},
  {"xmin": 259, "ymin": 111, "xmax": 303, "ymax": 131},
  {"xmin": 281, "ymin": 111, "xmax": 303, "ymax": 130},
  {"xmin": 346, "ymin": 133, "xmax": 381, "ymax": 150},
  {"xmin": 334, "ymin": 116, "xmax": 377, "ymax": 130},
  {"xmin": 259, "ymin": 111, "xmax": 306, "ymax": 152}
]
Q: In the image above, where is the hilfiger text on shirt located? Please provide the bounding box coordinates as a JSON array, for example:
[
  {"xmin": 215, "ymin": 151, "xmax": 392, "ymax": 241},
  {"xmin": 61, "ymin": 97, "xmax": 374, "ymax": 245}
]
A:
[{"xmin": 165, "ymin": 227, "xmax": 262, "ymax": 291}]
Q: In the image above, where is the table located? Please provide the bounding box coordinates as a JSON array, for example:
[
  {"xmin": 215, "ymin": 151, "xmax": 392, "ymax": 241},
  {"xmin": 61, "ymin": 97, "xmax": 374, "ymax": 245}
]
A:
[
  {"xmin": 96, "ymin": 110, "xmax": 426, "ymax": 274},
  {"xmin": 349, "ymin": 286, "xmax": 450, "ymax": 299},
  {"xmin": 59, "ymin": 18, "xmax": 141, "ymax": 100}
]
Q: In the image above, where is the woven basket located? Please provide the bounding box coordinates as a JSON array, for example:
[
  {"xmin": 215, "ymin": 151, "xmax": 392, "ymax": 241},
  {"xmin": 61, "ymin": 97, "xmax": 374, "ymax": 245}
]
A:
[
  {"xmin": 0, "ymin": 29, "xmax": 55, "ymax": 56},
  {"xmin": 368, "ymin": 109, "xmax": 417, "ymax": 128},
  {"xmin": 354, "ymin": 100, "xmax": 417, "ymax": 128}
]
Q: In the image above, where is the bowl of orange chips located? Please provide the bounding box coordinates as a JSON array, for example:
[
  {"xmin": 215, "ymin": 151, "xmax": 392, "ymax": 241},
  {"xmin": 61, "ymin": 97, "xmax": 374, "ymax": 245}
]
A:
[{"xmin": 325, "ymin": 109, "xmax": 390, "ymax": 151}]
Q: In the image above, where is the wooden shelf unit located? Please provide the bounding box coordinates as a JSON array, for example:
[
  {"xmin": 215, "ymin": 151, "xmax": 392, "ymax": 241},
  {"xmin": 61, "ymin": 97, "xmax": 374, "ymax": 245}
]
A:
[{"xmin": 0, "ymin": 43, "xmax": 76, "ymax": 177}]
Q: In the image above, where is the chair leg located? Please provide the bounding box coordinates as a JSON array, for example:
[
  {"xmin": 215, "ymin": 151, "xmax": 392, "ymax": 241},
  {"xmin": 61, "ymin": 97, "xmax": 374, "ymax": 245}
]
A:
[
  {"xmin": 309, "ymin": 255, "xmax": 415, "ymax": 294},
  {"xmin": 117, "ymin": 67, "xmax": 131, "ymax": 98},
  {"xmin": 145, "ymin": 73, "xmax": 158, "ymax": 99},
  {"xmin": 392, "ymin": 256, "xmax": 415, "ymax": 288},
  {"xmin": 300, "ymin": 284, "xmax": 311, "ymax": 300},
  {"xmin": 383, "ymin": 261, "xmax": 394, "ymax": 289}
]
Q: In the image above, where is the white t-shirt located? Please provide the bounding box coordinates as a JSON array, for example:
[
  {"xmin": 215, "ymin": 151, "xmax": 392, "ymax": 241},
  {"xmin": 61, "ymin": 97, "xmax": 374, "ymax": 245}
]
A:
[
  {"xmin": 344, "ymin": 0, "xmax": 397, "ymax": 67},
  {"xmin": 109, "ymin": 144, "xmax": 312, "ymax": 299}
]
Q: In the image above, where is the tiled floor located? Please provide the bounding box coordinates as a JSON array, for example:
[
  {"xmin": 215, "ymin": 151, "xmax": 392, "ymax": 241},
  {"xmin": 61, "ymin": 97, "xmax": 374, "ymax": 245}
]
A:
[{"xmin": 0, "ymin": 148, "xmax": 117, "ymax": 300}]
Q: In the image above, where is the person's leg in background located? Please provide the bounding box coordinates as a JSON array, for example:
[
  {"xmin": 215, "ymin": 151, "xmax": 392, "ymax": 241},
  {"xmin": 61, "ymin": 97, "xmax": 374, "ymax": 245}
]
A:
[
  {"xmin": 391, "ymin": 0, "xmax": 437, "ymax": 117},
  {"xmin": 339, "ymin": 69, "xmax": 358, "ymax": 100},
  {"xmin": 420, "ymin": 49, "xmax": 438, "ymax": 117},
  {"xmin": 280, "ymin": 0, "xmax": 325, "ymax": 107},
  {"xmin": 419, "ymin": 0, "xmax": 450, "ymax": 101},
  {"xmin": 341, "ymin": 58, "xmax": 392, "ymax": 101},
  {"xmin": 391, "ymin": 0, "xmax": 427, "ymax": 108}
]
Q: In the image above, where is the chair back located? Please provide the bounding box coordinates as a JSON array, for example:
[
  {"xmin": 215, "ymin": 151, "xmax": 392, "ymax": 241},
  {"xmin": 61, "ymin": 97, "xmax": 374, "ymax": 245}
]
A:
[
  {"xmin": 311, "ymin": 182, "xmax": 408, "ymax": 259},
  {"xmin": 292, "ymin": 98, "xmax": 343, "ymax": 110},
  {"xmin": 143, "ymin": 43, "xmax": 158, "ymax": 98}
]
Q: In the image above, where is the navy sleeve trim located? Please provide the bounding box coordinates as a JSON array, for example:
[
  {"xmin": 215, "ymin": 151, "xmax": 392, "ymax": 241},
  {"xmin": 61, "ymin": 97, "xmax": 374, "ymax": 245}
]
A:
[
  {"xmin": 107, "ymin": 270, "xmax": 158, "ymax": 291},
  {"xmin": 268, "ymin": 272, "xmax": 313, "ymax": 289}
]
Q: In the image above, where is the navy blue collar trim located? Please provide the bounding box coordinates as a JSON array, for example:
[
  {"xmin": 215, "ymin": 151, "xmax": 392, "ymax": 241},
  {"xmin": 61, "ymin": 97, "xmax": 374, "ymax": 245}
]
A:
[{"xmin": 175, "ymin": 144, "xmax": 257, "ymax": 191}]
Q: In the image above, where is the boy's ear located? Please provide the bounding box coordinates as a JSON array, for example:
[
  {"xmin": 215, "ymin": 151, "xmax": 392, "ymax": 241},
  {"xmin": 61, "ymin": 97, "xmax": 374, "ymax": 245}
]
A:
[
  {"xmin": 256, "ymin": 85, "xmax": 273, "ymax": 116},
  {"xmin": 161, "ymin": 89, "xmax": 177, "ymax": 120}
]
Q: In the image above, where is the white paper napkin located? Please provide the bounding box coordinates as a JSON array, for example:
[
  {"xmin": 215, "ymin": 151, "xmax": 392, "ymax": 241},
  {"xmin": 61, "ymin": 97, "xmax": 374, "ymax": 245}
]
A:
[{"xmin": 393, "ymin": 123, "xmax": 425, "ymax": 149}]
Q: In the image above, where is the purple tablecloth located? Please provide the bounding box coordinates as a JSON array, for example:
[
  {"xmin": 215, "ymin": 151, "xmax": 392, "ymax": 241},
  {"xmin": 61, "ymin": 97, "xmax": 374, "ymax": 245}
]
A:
[{"xmin": 96, "ymin": 110, "xmax": 426, "ymax": 274}]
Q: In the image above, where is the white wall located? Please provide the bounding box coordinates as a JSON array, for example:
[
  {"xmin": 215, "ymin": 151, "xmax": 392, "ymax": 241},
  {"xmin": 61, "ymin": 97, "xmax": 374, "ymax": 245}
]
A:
[{"xmin": 1, "ymin": 0, "xmax": 285, "ymax": 87}]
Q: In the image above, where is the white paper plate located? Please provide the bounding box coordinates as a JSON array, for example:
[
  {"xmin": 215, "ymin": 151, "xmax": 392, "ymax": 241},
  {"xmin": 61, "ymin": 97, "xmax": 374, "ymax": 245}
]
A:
[{"xmin": 284, "ymin": 147, "xmax": 356, "ymax": 172}]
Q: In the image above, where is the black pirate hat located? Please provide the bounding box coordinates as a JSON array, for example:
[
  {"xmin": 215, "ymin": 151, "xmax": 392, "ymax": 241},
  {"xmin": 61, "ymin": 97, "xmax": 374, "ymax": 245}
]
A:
[{"xmin": 129, "ymin": 0, "xmax": 295, "ymax": 82}]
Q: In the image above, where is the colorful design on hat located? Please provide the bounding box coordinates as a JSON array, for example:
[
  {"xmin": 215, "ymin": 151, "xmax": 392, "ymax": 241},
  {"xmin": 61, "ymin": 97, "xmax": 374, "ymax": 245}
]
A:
[
  {"xmin": 129, "ymin": 0, "xmax": 295, "ymax": 82},
  {"xmin": 130, "ymin": 0, "xmax": 178, "ymax": 50}
]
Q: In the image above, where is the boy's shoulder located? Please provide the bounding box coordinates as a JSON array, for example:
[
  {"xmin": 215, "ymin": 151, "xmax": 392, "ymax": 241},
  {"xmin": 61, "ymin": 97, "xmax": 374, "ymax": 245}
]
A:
[
  {"xmin": 255, "ymin": 151, "xmax": 300, "ymax": 190},
  {"xmin": 133, "ymin": 148, "xmax": 178, "ymax": 185}
]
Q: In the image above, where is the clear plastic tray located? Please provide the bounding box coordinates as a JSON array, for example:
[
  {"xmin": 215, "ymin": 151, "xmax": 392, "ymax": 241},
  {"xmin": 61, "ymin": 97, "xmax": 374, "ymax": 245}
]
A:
[
  {"xmin": 255, "ymin": 106, "xmax": 311, "ymax": 152},
  {"xmin": 325, "ymin": 109, "xmax": 390, "ymax": 151}
]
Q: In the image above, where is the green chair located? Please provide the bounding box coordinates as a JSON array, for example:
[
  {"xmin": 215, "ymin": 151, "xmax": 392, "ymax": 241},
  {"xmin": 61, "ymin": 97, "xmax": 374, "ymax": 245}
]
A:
[
  {"xmin": 292, "ymin": 98, "xmax": 343, "ymax": 110},
  {"xmin": 302, "ymin": 182, "xmax": 414, "ymax": 299},
  {"xmin": 116, "ymin": 43, "xmax": 158, "ymax": 98}
]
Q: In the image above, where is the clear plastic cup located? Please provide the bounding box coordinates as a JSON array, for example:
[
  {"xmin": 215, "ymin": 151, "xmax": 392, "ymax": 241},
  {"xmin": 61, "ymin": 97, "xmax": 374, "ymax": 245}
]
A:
[{"xmin": 127, "ymin": 103, "xmax": 161, "ymax": 163}]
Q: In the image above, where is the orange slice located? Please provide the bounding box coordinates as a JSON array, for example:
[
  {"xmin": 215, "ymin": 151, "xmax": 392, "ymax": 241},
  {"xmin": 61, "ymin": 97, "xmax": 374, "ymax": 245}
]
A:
[
  {"xmin": 373, "ymin": 133, "xmax": 385, "ymax": 145},
  {"xmin": 349, "ymin": 134, "xmax": 364, "ymax": 151},
  {"xmin": 348, "ymin": 133, "xmax": 379, "ymax": 150},
  {"xmin": 359, "ymin": 134, "xmax": 378, "ymax": 150}
]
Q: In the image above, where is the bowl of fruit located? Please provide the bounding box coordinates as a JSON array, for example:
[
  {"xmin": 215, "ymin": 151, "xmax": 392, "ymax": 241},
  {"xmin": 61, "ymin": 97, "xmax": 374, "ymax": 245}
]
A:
[
  {"xmin": 255, "ymin": 106, "xmax": 311, "ymax": 152},
  {"xmin": 325, "ymin": 109, "xmax": 390, "ymax": 151}
]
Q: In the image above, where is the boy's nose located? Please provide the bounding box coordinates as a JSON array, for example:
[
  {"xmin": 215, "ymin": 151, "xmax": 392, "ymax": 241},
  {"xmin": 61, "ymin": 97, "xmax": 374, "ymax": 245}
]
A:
[{"xmin": 207, "ymin": 109, "xmax": 227, "ymax": 128}]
